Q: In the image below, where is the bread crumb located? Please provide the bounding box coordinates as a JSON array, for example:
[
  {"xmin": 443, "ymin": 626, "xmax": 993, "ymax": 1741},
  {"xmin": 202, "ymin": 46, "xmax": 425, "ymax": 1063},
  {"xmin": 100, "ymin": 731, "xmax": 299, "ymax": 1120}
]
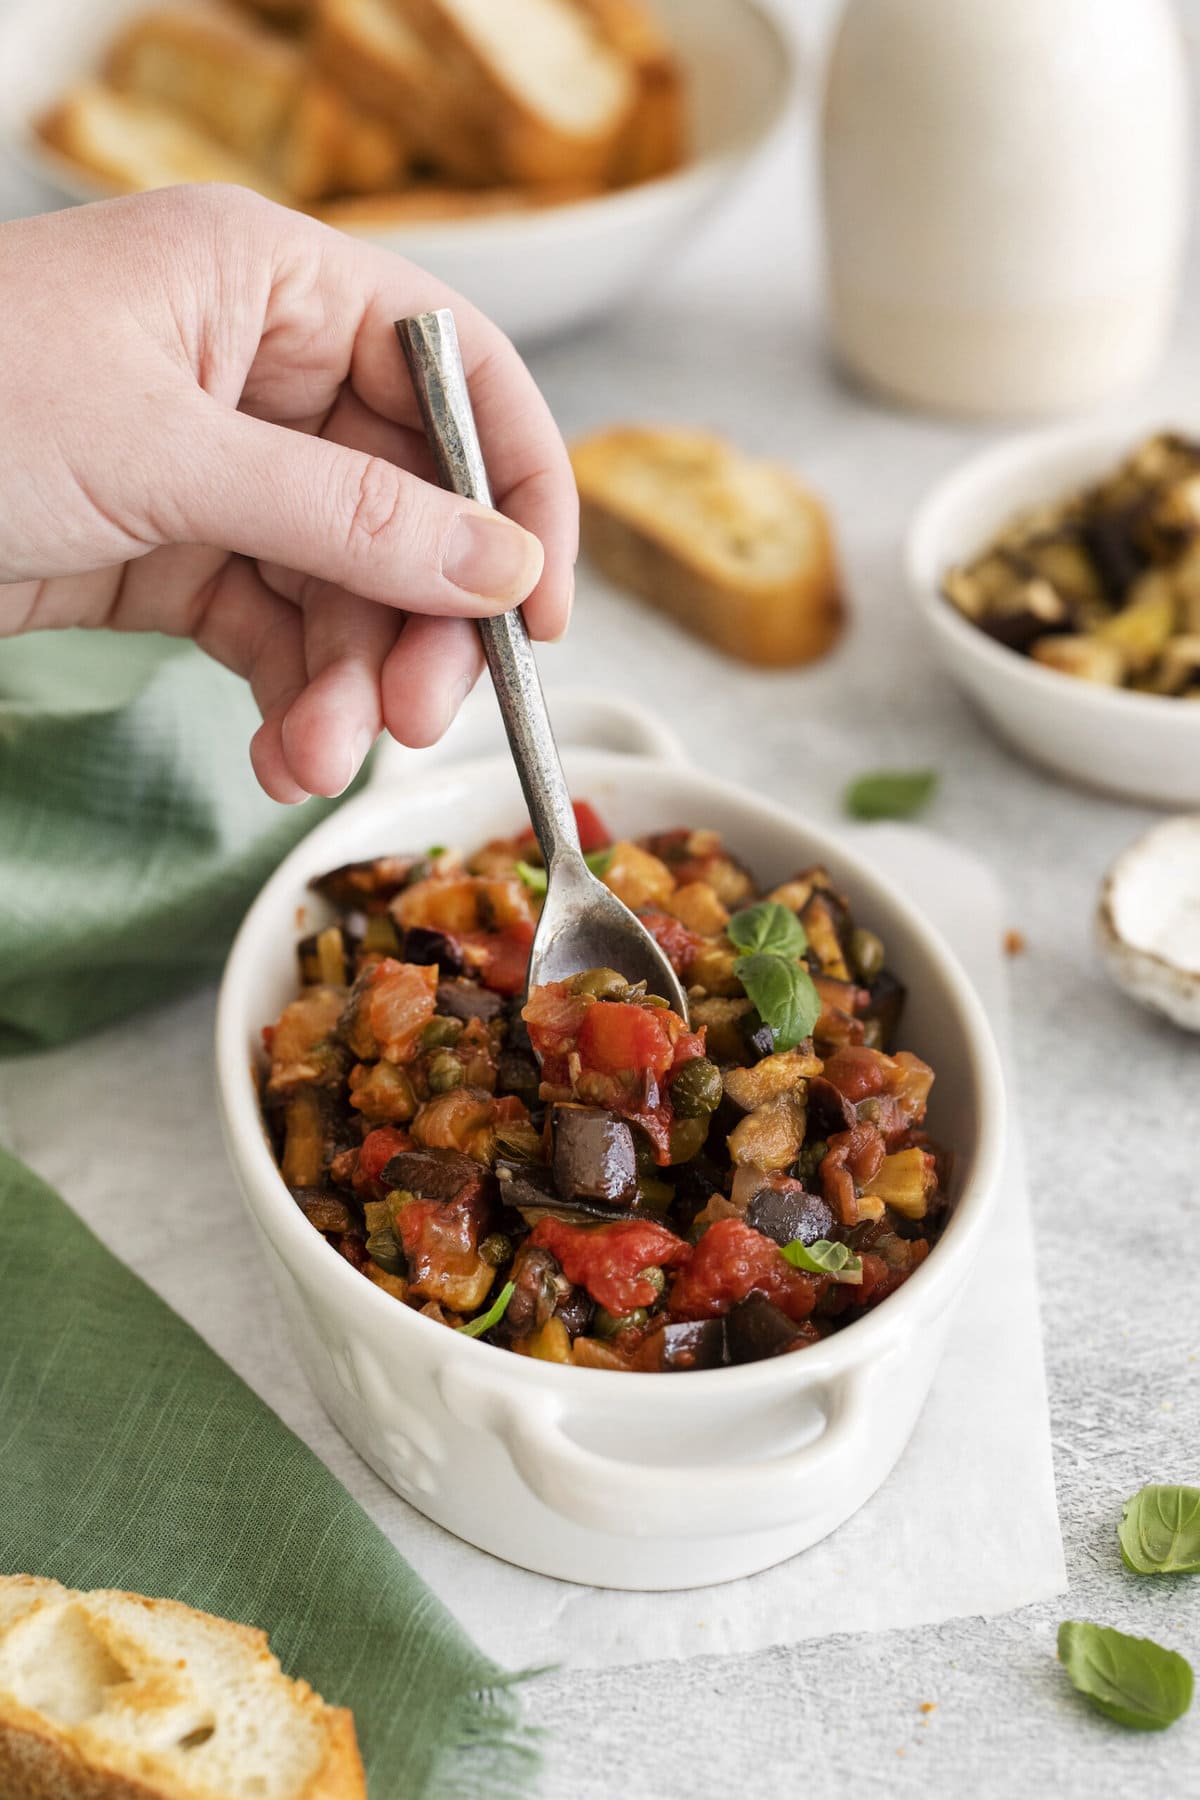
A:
[
  {"xmin": 1003, "ymin": 929, "xmax": 1026, "ymax": 956},
  {"xmin": 919, "ymin": 1702, "xmax": 937, "ymax": 1714}
]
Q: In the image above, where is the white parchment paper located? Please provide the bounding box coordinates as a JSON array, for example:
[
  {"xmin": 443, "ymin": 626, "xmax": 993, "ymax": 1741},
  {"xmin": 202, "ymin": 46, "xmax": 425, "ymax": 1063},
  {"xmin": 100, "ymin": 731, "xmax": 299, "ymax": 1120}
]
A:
[{"xmin": 1, "ymin": 829, "xmax": 1064, "ymax": 1671}]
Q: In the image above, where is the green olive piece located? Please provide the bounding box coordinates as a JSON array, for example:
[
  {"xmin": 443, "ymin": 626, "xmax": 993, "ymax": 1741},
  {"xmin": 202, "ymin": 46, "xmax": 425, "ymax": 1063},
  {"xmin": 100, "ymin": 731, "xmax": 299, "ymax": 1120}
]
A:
[
  {"xmin": 594, "ymin": 1305, "xmax": 649, "ymax": 1339},
  {"xmin": 567, "ymin": 967, "xmax": 630, "ymax": 1000},
  {"xmin": 366, "ymin": 1225, "xmax": 406, "ymax": 1275},
  {"xmin": 427, "ymin": 1049, "xmax": 466, "ymax": 1093},
  {"xmin": 671, "ymin": 1056, "xmax": 723, "ymax": 1117},
  {"xmin": 421, "ymin": 1016, "xmax": 464, "ymax": 1049},
  {"xmin": 668, "ymin": 1116, "xmax": 710, "ymax": 1164},
  {"xmin": 849, "ymin": 927, "xmax": 885, "ymax": 983}
]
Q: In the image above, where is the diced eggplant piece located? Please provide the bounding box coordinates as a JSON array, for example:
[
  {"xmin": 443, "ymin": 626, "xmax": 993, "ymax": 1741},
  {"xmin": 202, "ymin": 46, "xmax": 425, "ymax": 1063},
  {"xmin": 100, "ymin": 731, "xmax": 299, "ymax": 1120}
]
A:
[
  {"xmin": 293, "ymin": 1188, "xmax": 358, "ymax": 1234},
  {"xmin": 404, "ymin": 926, "xmax": 464, "ymax": 974},
  {"xmin": 1082, "ymin": 510, "xmax": 1144, "ymax": 603},
  {"xmin": 1030, "ymin": 633, "xmax": 1125, "ymax": 684},
  {"xmin": 554, "ymin": 1286, "xmax": 595, "ymax": 1339},
  {"xmin": 806, "ymin": 1076, "xmax": 858, "ymax": 1139},
  {"xmin": 745, "ymin": 1185, "xmax": 834, "ymax": 1248},
  {"xmin": 1153, "ymin": 633, "xmax": 1200, "ymax": 695},
  {"xmin": 501, "ymin": 1243, "xmax": 562, "ymax": 1340},
  {"xmin": 281, "ymin": 1086, "xmax": 340, "ymax": 1189},
  {"xmin": 504, "ymin": 999, "xmax": 534, "ymax": 1052},
  {"xmin": 723, "ymin": 1049, "xmax": 820, "ymax": 1114},
  {"xmin": 381, "ymin": 1146, "xmax": 484, "ymax": 1200},
  {"xmin": 725, "ymin": 1293, "xmax": 803, "ymax": 1364},
  {"xmin": 727, "ymin": 1090, "xmax": 807, "ymax": 1169},
  {"xmin": 311, "ymin": 856, "xmax": 416, "ymax": 907},
  {"xmin": 689, "ymin": 996, "xmax": 756, "ymax": 1064},
  {"xmin": 862, "ymin": 970, "xmax": 906, "ymax": 1052},
  {"xmin": 552, "ymin": 1105, "xmax": 638, "ymax": 1205},
  {"xmin": 436, "ymin": 978, "xmax": 504, "ymax": 1022},
  {"xmin": 496, "ymin": 1046, "xmax": 541, "ymax": 1107},
  {"xmin": 1094, "ymin": 574, "xmax": 1175, "ymax": 674},
  {"xmin": 495, "ymin": 1159, "xmax": 557, "ymax": 1209},
  {"xmin": 741, "ymin": 1018, "xmax": 777, "ymax": 1062},
  {"xmin": 657, "ymin": 1318, "xmax": 726, "ymax": 1371}
]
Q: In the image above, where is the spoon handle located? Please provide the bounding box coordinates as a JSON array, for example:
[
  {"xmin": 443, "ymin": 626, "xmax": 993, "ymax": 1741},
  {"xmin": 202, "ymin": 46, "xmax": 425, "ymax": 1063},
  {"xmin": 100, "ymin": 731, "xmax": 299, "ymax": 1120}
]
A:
[{"xmin": 395, "ymin": 309, "xmax": 582, "ymax": 871}]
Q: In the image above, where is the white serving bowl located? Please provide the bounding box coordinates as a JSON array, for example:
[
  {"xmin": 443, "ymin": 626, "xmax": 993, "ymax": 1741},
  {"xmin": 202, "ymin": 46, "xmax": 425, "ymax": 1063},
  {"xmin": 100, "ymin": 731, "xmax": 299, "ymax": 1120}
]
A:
[
  {"xmin": 0, "ymin": 0, "xmax": 795, "ymax": 343},
  {"xmin": 907, "ymin": 423, "xmax": 1200, "ymax": 808},
  {"xmin": 214, "ymin": 694, "xmax": 1005, "ymax": 1590}
]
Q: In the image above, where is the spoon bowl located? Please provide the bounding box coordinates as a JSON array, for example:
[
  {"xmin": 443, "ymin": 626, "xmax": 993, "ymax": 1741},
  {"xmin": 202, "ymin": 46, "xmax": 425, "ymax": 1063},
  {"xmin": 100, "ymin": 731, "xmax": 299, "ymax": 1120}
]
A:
[{"xmin": 531, "ymin": 857, "xmax": 689, "ymax": 1009}]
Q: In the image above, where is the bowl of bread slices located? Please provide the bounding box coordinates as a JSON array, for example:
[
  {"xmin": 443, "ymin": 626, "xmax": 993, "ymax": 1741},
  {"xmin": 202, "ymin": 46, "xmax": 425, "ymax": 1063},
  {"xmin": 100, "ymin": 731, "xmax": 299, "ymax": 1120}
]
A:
[{"xmin": 0, "ymin": 0, "xmax": 795, "ymax": 340}]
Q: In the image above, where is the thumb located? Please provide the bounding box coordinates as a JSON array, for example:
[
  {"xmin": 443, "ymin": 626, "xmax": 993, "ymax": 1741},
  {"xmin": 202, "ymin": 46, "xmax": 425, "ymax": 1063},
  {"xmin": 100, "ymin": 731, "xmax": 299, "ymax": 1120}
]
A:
[{"xmin": 170, "ymin": 405, "xmax": 544, "ymax": 615}]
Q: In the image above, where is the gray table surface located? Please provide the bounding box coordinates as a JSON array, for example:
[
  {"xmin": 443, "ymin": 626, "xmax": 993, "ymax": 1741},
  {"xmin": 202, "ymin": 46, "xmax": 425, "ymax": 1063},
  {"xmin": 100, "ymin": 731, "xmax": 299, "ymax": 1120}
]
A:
[{"xmin": 3, "ymin": 2, "xmax": 1199, "ymax": 1794}]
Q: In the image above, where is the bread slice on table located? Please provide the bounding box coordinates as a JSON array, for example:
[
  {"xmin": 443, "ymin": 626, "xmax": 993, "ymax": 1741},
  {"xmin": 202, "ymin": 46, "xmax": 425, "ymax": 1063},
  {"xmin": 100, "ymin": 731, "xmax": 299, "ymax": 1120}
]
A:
[
  {"xmin": 571, "ymin": 426, "xmax": 844, "ymax": 668},
  {"xmin": 572, "ymin": 0, "xmax": 686, "ymax": 183},
  {"xmin": 105, "ymin": 2, "xmax": 406, "ymax": 200},
  {"xmin": 38, "ymin": 83, "xmax": 285, "ymax": 197},
  {"xmin": 0, "ymin": 1574, "xmax": 365, "ymax": 1800},
  {"xmin": 393, "ymin": 0, "xmax": 637, "ymax": 187}
]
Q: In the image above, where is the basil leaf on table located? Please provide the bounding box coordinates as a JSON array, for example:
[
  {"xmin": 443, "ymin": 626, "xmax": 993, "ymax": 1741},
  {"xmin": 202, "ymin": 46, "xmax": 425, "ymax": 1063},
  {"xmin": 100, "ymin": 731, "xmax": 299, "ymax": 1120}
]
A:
[
  {"xmin": 727, "ymin": 901, "xmax": 808, "ymax": 959},
  {"xmin": 734, "ymin": 952, "xmax": 821, "ymax": 1052},
  {"xmin": 1057, "ymin": 1621, "xmax": 1194, "ymax": 1730},
  {"xmin": 844, "ymin": 769, "xmax": 939, "ymax": 822},
  {"xmin": 781, "ymin": 1239, "xmax": 863, "ymax": 1284},
  {"xmin": 515, "ymin": 848, "xmax": 613, "ymax": 897},
  {"xmin": 1119, "ymin": 1484, "xmax": 1200, "ymax": 1575},
  {"xmin": 456, "ymin": 1281, "xmax": 516, "ymax": 1338}
]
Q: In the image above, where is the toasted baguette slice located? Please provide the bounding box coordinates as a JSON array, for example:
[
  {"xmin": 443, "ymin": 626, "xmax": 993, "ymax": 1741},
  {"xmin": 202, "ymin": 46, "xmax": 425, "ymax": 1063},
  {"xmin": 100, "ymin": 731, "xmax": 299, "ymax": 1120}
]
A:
[
  {"xmin": 0, "ymin": 1575, "xmax": 364, "ymax": 1800},
  {"xmin": 394, "ymin": 0, "xmax": 637, "ymax": 186},
  {"xmin": 314, "ymin": 0, "xmax": 494, "ymax": 185},
  {"xmin": 571, "ymin": 426, "xmax": 844, "ymax": 667},
  {"xmin": 105, "ymin": 4, "xmax": 405, "ymax": 200},
  {"xmin": 38, "ymin": 82, "xmax": 284, "ymax": 197},
  {"xmin": 573, "ymin": 0, "xmax": 686, "ymax": 183},
  {"xmin": 317, "ymin": 176, "xmax": 599, "ymax": 227}
]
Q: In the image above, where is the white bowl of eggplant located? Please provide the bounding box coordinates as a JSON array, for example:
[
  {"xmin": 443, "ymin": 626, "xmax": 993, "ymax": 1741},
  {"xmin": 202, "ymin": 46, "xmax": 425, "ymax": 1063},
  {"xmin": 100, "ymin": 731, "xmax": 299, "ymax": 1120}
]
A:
[
  {"xmin": 215, "ymin": 693, "xmax": 1004, "ymax": 1590},
  {"xmin": 907, "ymin": 422, "xmax": 1200, "ymax": 808}
]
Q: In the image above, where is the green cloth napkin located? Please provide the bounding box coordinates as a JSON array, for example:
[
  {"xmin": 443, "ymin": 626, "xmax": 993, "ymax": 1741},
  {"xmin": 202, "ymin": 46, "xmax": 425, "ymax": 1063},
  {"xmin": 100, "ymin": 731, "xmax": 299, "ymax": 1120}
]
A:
[
  {"xmin": 0, "ymin": 1149, "xmax": 539, "ymax": 1799},
  {"xmin": 0, "ymin": 634, "xmax": 542, "ymax": 1797},
  {"xmin": 0, "ymin": 630, "xmax": 344, "ymax": 1054}
]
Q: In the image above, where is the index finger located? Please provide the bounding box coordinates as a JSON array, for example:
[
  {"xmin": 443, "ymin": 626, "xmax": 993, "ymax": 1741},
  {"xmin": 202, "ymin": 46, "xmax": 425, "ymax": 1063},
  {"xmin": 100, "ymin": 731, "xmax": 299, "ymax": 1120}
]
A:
[{"xmin": 318, "ymin": 229, "xmax": 578, "ymax": 642}]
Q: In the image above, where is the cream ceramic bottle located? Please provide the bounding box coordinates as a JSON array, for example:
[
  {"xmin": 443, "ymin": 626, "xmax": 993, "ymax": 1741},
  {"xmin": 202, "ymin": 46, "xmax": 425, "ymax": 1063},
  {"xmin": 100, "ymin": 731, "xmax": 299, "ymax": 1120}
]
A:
[{"xmin": 820, "ymin": 0, "xmax": 1189, "ymax": 417}]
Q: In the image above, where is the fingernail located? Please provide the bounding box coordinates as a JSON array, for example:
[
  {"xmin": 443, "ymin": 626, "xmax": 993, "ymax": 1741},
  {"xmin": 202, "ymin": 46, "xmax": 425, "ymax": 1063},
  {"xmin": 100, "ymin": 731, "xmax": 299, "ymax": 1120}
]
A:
[
  {"xmin": 442, "ymin": 670, "xmax": 476, "ymax": 736},
  {"xmin": 548, "ymin": 570, "xmax": 575, "ymax": 644},
  {"xmin": 443, "ymin": 511, "xmax": 544, "ymax": 604}
]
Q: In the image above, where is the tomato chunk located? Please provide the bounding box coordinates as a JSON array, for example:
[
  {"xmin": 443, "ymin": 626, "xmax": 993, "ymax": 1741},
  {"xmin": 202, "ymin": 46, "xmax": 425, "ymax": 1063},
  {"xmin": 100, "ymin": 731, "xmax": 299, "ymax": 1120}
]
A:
[
  {"xmin": 354, "ymin": 1126, "xmax": 414, "ymax": 1199},
  {"xmin": 668, "ymin": 1218, "xmax": 822, "ymax": 1323},
  {"xmin": 577, "ymin": 1001, "xmax": 675, "ymax": 1080},
  {"xmin": 528, "ymin": 1217, "xmax": 690, "ymax": 1315},
  {"xmin": 638, "ymin": 910, "xmax": 705, "ymax": 977},
  {"xmin": 460, "ymin": 920, "xmax": 535, "ymax": 996}
]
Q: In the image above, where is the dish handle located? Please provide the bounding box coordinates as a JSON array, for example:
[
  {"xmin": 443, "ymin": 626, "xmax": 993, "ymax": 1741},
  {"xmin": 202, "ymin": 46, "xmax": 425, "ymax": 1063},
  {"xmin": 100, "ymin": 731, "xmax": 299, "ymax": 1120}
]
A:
[
  {"xmin": 438, "ymin": 1361, "xmax": 871, "ymax": 1538},
  {"xmin": 368, "ymin": 687, "xmax": 689, "ymax": 787}
]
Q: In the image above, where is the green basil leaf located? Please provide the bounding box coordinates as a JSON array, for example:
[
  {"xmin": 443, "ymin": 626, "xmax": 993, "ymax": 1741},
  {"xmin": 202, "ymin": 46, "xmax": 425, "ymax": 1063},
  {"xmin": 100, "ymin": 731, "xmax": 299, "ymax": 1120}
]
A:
[
  {"xmin": 517, "ymin": 848, "xmax": 611, "ymax": 897},
  {"xmin": 727, "ymin": 901, "xmax": 808, "ymax": 959},
  {"xmin": 515, "ymin": 860, "xmax": 548, "ymax": 895},
  {"xmin": 1119, "ymin": 1485, "xmax": 1200, "ymax": 1575},
  {"xmin": 780, "ymin": 1238, "xmax": 863, "ymax": 1284},
  {"xmin": 456, "ymin": 1280, "xmax": 516, "ymax": 1339},
  {"xmin": 427, "ymin": 844, "xmax": 448, "ymax": 858},
  {"xmin": 1057, "ymin": 1622, "xmax": 1194, "ymax": 1730},
  {"xmin": 844, "ymin": 769, "xmax": 939, "ymax": 822},
  {"xmin": 734, "ymin": 953, "xmax": 820, "ymax": 1052}
]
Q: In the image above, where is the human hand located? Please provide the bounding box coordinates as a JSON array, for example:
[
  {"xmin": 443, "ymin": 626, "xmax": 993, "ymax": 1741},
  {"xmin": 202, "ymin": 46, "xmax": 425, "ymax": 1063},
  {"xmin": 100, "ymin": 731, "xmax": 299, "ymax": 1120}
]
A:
[{"xmin": 0, "ymin": 185, "xmax": 576, "ymax": 800}]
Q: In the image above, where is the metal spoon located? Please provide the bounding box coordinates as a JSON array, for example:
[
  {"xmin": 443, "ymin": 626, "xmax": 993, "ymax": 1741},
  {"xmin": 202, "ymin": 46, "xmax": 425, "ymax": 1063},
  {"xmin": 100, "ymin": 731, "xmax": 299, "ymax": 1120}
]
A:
[{"xmin": 395, "ymin": 308, "xmax": 689, "ymax": 1014}]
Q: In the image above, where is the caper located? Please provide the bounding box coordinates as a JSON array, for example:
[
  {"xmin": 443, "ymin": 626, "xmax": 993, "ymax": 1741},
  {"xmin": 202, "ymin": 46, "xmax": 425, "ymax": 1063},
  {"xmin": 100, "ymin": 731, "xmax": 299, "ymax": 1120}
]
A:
[
  {"xmin": 794, "ymin": 1139, "xmax": 829, "ymax": 1182},
  {"xmin": 566, "ymin": 967, "xmax": 629, "ymax": 1000},
  {"xmin": 366, "ymin": 1225, "xmax": 405, "ymax": 1275},
  {"xmin": 670, "ymin": 1056, "xmax": 724, "ymax": 1118},
  {"xmin": 421, "ymin": 1015, "xmax": 464, "ymax": 1049},
  {"xmin": 849, "ymin": 927, "xmax": 885, "ymax": 983},
  {"xmin": 362, "ymin": 913, "xmax": 401, "ymax": 955},
  {"xmin": 427, "ymin": 1049, "xmax": 466, "ymax": 1093},
  {"xmin": 479, "ymin": 1232, "xmax": 513, "ymax": 1267},
  {"xmin": 637, "ymin": 1265, "xmax": 666, "ymax": 1296},
  {"xmin": 594, "ymin": 1305, "xmax": 649, "ymax": 1339},
  {"xmin": 362, "ymin": 1198, "xmax": 392, "ymax": 1235}
]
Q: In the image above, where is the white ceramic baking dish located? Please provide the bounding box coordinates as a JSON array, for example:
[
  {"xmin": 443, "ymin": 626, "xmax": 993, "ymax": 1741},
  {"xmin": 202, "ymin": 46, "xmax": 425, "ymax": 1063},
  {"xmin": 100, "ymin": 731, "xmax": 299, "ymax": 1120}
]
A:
[
  {"xmin": 215, "ymin": 693, "xmax": 1005, "ymax": 1590},
  {"xmin": 907, "ymin": 421, "xmax": 1200, "ymax": 808}
]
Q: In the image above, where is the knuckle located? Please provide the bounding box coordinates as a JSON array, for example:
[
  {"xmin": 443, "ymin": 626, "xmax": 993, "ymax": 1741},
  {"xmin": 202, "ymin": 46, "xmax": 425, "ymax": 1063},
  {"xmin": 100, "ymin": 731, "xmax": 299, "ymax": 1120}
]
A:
[{"xmin": 342, "ymin": 457, "xmax": 412, "ymax": 559}]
